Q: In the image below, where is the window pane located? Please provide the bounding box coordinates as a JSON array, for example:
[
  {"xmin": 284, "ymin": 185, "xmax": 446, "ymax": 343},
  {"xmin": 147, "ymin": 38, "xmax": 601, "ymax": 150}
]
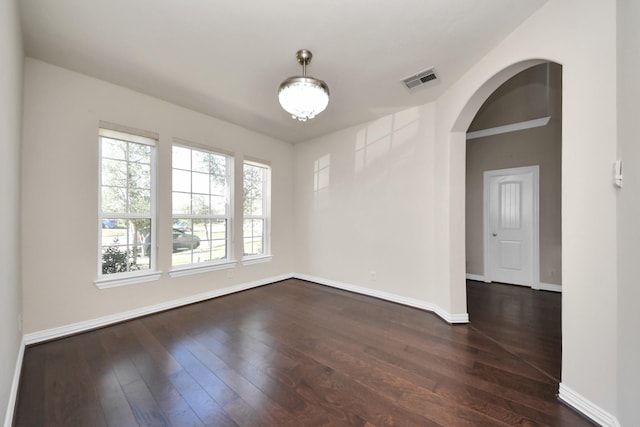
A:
[
  {"xmin": 101, "ymin": 218, "xmax": 151, "ymax": 274},
  {"xmin": 211, "ymin": 219, "xmax": 227, "ymax": 260},
  {"xmin": 173, "ymin": 169, "xmax": 191, "ymax": 193},
  {"xmin": 102, "ymin": 159, "xmax": 127, "ymax": 187},
  {"xmin": 128, "ymin": 143, "xmax": 151, "ymax": 164},
  {"xmin": 209, "ymin": 154, "xmax": 226, "ymax": 180},
  {"xmin": 102, "ymin": 138, "xmax": 126, "ymax": 160},
  {"xmin": 171, "ymin": 225, "xmax": 208, "ymax": 266},
  {"xmin": 173, "ymin": 192, "xmax": 191, "ymax": 215},
  {"xmin": 102, "ymin": 186, "xmax": 126, "ymax": 213},
  {"xmin": 173, "ymin": 146, "xmax": 191, "ymax": 170},
  {"xmin": 192, "ymin": 150, "xmax": 211, "ymax": 173},
  {"xmin": 173, "ymin": 218, "xmax": 192, "ymax": 231},
  {"xmin": 192, "ymin": 194, "xmax": 209, "ymax": 215},
  {"xmin": 211, "ymin": 195, "xmax": 226, "ymax": 215},
  {"xmin": 129, "ymin": 162, "xmax": 151, "ymax": 189},
  {"xmin": 192, "ymin": 171, "xmax": 210, "ymax": 194},
  {"xmin": 211, "ymin": 174, "xmax": 226, "ymax": 196},
  {"xmin": 251, "ymin": 198, "xmax": 263, "ymax": 216},
  {"xmin": 128, "ymin": 188, "xmax": 151, "ymax": 213}
]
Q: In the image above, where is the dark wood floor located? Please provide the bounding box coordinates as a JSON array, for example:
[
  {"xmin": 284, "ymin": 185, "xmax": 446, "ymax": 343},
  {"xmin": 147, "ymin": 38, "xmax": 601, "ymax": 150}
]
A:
[
  {"xmin": 466, "ymin": 280, "xmax": 563, "ymax": 382},
  {"xmin": 13, "ymin": 279, "xmax": 594, "ymax": 426}
]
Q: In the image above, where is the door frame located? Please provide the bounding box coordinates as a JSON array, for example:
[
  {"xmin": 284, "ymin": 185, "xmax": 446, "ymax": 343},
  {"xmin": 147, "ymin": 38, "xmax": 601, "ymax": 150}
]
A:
[{"xmin": 483, "ymin": 165, "xmax": 540, "ymax": 289}]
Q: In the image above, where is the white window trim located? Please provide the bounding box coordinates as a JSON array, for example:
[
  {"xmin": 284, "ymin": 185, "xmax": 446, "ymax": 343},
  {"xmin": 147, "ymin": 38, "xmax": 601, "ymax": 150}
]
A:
[
  {"xmin": 242, "ymin": 254, "xmax": 273, "ymax": 266},
  {"xmin": 169, "ymin": 259, "xmax": 237, "ymax": 278},
  {"xmin": 94, "ymin": 270, "xmax": 162, "ymax": 289},
  {"xmin": 97, "ymin": 125, "xmax": 159, "ymax": 283}
]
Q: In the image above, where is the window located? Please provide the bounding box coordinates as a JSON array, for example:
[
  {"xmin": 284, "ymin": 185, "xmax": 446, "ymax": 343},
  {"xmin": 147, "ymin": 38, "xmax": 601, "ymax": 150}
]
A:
[
  {"xmin": 172, "ymin": 145, "xmax": 232, "ymax": 268},
  {"xmin": 98, "ymin": 127, "xmax": 157, "ymax": 282},
  {"xmin": 243, "ymin": 161, "xmax": 270, "ymax": 258}
]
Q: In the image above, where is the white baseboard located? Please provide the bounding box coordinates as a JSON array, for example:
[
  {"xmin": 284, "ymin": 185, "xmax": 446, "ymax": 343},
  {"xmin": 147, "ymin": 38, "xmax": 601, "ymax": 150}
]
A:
[
  {"xmin": 539, "ymin": 282, "xmax": 562, "ymax": 293},
  {"xmin": 24, "ymin": 273, "xmax": 292, "ymax": 345},
  {"xmin": 293, "ymin": 273, "xmax": 469, "ymax": 324},
  {"xmin": 466, "ymin": 273, "xmax": 490, "ymax": 283},
  {"xmin": 466, "ymin": 274, "xmax": 562, "ymax": 293},
  {"xmin": 24, "ymin": 272, "xmax": 472, "ymax": 345},
  {"xmin": 3, "ymin": 336, "xmax": 25, "ymax": 427},
  {"xmin": 558, "ymin": 383, "xmax": 620, "ymax": 427}
]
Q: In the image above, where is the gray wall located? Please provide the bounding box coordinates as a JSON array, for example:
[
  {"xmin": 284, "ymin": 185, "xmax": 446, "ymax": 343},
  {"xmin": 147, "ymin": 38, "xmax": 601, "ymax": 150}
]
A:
[
  {"xmin": 0, "ymin": 0, "xmax": 23, "ymax": 423},
  {"xmin": 466, "ymin": 63, "xmax": 562, "ymax": 286},
  {"xmin": 617, "ymin": 0, "xmax": 640, "ymax": 424}
]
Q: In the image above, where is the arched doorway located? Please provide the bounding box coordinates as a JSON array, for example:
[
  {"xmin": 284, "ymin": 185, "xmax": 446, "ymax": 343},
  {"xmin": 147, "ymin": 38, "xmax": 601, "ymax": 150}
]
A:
[
  {"xmin": 466, "ymin": 63, "xmax": 562, "ymax": 291},
  {"xmin": 459, "ymin": 60, "xmax": 563, "ymax": 381}
]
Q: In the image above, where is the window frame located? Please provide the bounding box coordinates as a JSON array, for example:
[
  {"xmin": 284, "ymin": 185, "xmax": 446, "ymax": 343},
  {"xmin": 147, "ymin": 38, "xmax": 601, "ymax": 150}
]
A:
[
  {"xmin": 95, "ymin": 125, "xmax": 160, "ymax": 289},
  {"xmin": 169, "ymin": 142, "xmax": 236, "ymax": 276},
  {"xmin": 242, "ymin": 159, "xmax": 272, "ymax": 264}
]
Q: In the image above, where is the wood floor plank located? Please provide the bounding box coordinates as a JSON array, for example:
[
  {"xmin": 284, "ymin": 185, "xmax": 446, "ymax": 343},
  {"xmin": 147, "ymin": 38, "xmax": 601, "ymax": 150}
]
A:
[
  {"xmin": 13, "ymin": 279, "xmax": 595, "ymax": 426},
  {"xmin": 13, "ymin": 345, "xmax": 46, "ymax": 427}
]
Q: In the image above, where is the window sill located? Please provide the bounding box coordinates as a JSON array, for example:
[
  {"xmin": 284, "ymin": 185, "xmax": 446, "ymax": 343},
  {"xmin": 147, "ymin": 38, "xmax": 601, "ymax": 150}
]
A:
[
  {"xmin": 169, "ymin": 260, "xmax": 237, "ymax": 278},
  {"xmin": 242, "ymin": 255, "xmax": 273, "ymax": 266},
  {"xmin": 95, "ymin": 271, "xmax": 162, "ymax": 289}
]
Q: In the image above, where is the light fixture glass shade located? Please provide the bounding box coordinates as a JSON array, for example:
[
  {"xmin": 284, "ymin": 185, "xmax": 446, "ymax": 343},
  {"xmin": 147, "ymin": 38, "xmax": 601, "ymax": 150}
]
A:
[
  {"xmin": 278, "ymin": 77, "xmax": 330, "ymax": 121},
  {"xmin": 278, "ymin": 49, "xmax": 330, "ymax": 121}
]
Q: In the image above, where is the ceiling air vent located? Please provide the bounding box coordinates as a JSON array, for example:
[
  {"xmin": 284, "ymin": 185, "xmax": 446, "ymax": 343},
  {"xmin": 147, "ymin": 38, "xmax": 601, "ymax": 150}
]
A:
[{"xmin": 402, "ymin": 68, "xmax": 437, "ymax": 90}]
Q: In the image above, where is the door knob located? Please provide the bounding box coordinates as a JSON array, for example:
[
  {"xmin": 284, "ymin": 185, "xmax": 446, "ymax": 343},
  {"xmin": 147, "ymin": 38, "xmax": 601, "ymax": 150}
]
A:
[{"xmin": 492, "ymin": 233, "xmax": 497, "ymax": 237}]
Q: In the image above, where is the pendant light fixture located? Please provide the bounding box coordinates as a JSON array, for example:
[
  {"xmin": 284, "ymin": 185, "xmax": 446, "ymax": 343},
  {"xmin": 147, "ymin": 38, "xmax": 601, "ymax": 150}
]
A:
[{"xmin": 278, "ymin": 49, "xmax": 330, "ymax": 121}]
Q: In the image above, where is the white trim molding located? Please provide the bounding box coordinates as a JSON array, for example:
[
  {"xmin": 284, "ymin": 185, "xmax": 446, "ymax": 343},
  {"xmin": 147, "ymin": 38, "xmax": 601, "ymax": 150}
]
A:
[
  {"xmin": 169, "ymin": 260, "xmax": 237, "ymax": 278},
  {"xmin": 539, "ymin": 282, "xmax": 562, "ymax": 293},
  {"xmin": 242, "ymin": 255, "xmax": 273, "ymax": 266},
  {"xmin": 3, "ymin": 337, "xmax": 25, "ymax": 427},
  {"xmin": 293, "ymin": 273, "xmax": 469, "ymax": 324},
  {"xmin": 24, "ymin": 273, "xmax": 291, "ymax": 345},
  {"xmin": 94, "ymin": 270, "xmax": 162, "ymax": 289},
  {"xmin": 466, "ymin": 116, "xmax": 550, "ymax": 140},
  {"xmin": 558, "ymin": 383, "xmax": 620, "ymax": 427},
  {"xmin": 466, "ymin": 273, "xmax": 490, "ymax": 283}
]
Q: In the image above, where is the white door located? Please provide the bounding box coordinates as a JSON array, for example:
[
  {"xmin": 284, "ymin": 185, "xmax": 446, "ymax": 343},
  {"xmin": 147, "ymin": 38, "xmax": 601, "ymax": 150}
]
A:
[{"xmin": 484, "ymin": 166, "xmax": 539, "ymax": 288}]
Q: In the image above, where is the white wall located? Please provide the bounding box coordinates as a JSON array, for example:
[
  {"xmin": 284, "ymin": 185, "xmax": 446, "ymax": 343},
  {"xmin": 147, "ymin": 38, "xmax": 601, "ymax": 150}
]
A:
[
  {"xmin": 21, "ymin": 59, "xmax": 295, "ymax": 333},
  {"xmin": 617, "ymin": 0, "xmax": 640, "ymax": 425},
  {"xmin": 0, "ymin": 0, "xmax": 23, "ymax": 424},
  {"xmin": 295, "ymin": 0, "xmax": 620, "ymax": 420},
  {"xmin": 294, "ymin": 104, "xmax": 442, "ymax": 309}
]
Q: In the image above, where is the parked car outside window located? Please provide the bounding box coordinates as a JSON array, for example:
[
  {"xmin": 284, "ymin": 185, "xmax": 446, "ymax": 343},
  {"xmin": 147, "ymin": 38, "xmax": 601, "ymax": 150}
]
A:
[
  {"xmin": 101, "ymin": 219, "xmax": 118, "ymax": 229},
  {"xmin": 144, "ymin": 228, "xmax": 200, "ymax": 256}
]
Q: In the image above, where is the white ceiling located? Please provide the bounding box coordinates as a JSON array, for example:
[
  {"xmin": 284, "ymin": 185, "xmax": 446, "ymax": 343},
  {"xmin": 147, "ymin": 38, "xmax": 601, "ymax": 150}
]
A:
[{"xmin": 19, "ymin": 0, "xmax": 547, "ymax": 143}]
